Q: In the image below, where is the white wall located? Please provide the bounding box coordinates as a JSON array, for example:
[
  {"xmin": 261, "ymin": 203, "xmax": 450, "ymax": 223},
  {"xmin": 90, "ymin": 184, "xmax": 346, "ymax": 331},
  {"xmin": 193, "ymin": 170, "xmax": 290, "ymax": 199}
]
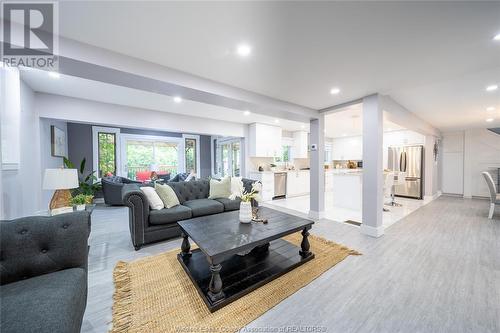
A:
[
  {"xmin": 463, "ymin": 129, "xmax": 500, "ymax": 198},
  {"xmin": 1, "ymin": 80, "xmax": 43, "ymax": 219},
  {"xmin": 35, "ymin": 93, "xmax": 246, "ymax": 138}
]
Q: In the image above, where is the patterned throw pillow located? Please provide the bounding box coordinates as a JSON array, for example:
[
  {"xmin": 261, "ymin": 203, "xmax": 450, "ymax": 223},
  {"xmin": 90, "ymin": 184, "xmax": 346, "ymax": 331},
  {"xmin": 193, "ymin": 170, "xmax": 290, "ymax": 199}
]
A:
[
  {"xmin": 155, "ymin": 183, "xmax": 180, "ymax": 209},
  {"xmin": 208, "ymin": 177, "xmax": 231, "ymax": 199}
]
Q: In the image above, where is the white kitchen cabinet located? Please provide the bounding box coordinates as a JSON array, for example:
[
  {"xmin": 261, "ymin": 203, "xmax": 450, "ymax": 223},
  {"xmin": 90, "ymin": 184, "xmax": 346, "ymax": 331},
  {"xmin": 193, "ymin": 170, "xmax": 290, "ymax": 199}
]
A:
[
  {"xmin": 248, "ymin": 123, "xmax": 282, "ymax": 157},
  {"xmin": 248, "ymin": 171, "xmax": 274, "ymax": 201},
  {"xmin": 332, "ymin": 136, "xmax": 362, "ymax": 160},
  {"xmin": 325, "ymin": 171, "xmax": 334, "ymax": 191},
  {"xmin": 292, "ymin": 131, "xmax": 308, "ymax": 159},
  {"xmin": 286, "ymin": 170, "xmax": 310, "ymax": 197}
]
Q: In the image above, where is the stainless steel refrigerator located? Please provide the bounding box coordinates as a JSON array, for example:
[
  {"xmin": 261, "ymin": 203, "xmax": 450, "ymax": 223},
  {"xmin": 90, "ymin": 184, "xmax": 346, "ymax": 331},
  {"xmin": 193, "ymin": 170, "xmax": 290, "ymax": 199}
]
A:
[{"xmin": 387, "ymin": 145, "xmax": 424, "ymax": 199}]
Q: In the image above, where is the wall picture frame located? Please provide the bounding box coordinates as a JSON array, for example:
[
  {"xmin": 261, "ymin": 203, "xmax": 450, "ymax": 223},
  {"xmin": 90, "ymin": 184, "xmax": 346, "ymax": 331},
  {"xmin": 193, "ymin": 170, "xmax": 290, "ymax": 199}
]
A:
[{"xmin": 51, "ymin": 125, "xmax": 67, "ymax": 157}]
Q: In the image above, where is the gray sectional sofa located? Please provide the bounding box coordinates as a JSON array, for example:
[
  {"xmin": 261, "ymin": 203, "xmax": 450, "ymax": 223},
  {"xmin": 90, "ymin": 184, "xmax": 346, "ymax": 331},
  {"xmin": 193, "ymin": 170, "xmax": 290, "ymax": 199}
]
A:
[
  {"xmin": 122, "ymin": 178, "xmax": 257, "ymax": 250},
  {"xmin": 0, "ymin": 211, "xmax": 91, "ymax": 333}
]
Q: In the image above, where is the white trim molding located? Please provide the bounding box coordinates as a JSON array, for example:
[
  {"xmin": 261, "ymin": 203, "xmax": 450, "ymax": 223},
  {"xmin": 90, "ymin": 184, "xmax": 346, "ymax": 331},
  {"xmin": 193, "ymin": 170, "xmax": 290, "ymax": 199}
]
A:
[
  {"xmin": 308, "ymin": 210, "xmax": 325, "ymax": 221},
  {"xmin": 360, "ymin": 224, "xmax": 385, "ymax": 238}
]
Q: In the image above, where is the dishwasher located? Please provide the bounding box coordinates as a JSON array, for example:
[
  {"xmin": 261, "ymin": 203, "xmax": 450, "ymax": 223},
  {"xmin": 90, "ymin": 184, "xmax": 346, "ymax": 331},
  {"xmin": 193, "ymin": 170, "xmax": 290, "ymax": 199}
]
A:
[{"xmin": 273, "ymin": 172, "xmax": 287, "ymax": 199}]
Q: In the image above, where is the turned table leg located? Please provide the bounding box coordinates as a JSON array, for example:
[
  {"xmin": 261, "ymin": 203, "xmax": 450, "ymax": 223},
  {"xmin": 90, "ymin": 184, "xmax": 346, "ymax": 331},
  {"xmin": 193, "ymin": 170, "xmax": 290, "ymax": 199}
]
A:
[
  {"xmin": 207, "ymin": 263, "xmax": 224, "ymax": 303},
  {"xmin": 181, "ymin": 232, "xmax": 191, "ymax": 257},
  {"xmin": 299, "ymin": 227, "xmax": 312, "ymax": 258}
]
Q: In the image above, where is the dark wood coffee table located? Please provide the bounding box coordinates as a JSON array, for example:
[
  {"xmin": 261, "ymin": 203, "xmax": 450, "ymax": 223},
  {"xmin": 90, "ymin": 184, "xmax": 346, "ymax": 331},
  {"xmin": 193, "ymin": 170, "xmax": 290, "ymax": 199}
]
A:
[{"xmin": 177, "ymin": 206, "xmax": 314, "ymax": 312}]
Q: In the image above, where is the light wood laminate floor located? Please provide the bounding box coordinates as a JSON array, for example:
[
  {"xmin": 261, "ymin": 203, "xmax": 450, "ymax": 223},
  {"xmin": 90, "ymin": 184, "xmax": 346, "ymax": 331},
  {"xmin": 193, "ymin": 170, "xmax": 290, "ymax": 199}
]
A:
[{"xmin": 82, "ymin": 196, "xmax": 500, "ymax": 333}]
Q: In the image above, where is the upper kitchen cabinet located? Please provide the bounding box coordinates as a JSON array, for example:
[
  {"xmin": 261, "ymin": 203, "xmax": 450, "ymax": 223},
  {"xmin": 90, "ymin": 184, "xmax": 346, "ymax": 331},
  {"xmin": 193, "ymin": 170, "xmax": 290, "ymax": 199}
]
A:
[
  {"xmin": 248, "ymin": 123, "xmax": 282, "ymax": 157},
  {"xmin": 332, "ymin": 136, "xmax": 363, "ymax": 160},
  {"xmin": 291, "ymin": 131, "xmax": 308, "ymax": 159}
]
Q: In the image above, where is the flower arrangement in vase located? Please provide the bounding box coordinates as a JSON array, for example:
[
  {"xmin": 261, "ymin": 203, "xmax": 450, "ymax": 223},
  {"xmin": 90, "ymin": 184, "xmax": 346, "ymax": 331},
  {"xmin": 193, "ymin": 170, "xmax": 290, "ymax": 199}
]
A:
[{"xmin": 229, "ymin": 180, "xmax": 262, "ymax": 223}]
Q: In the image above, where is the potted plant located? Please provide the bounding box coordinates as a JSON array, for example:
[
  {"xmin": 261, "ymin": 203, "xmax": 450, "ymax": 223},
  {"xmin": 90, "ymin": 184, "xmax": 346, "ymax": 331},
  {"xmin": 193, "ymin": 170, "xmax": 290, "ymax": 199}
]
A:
[
  {"xmin": 63, "ymin": 157, "xmax": 101, "ymax": 198},
  {"xmin": 229, "ymin": 181, "xmax": 262, "ymax": 223},
  {"xmin": 270, "ymin": 163, "xmax": 277, "ymax": 172},
  {"xmin": 70, "ymin": 194, "xmax": 94, "ymax": 211}
]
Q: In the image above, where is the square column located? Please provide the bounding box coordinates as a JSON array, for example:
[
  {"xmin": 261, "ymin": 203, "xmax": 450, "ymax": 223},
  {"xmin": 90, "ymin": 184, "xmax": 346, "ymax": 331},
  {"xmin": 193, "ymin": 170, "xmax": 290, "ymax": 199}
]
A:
[
  {"xmin": 361, "ymin": 94, "xmax": 384, "ymax": 237},
  {"xmin": 309, "ymin": 115, "xmax": 325, "ymax": 219}
]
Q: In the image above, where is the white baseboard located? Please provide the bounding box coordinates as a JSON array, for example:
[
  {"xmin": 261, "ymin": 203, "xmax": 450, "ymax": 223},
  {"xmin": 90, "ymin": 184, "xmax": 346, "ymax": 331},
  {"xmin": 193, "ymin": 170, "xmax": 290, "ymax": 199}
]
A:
[
  {"xmin": 424, "ymin": 191, "xmax": 442, "ymax": 202},
  {"xmin": 308, "ymin": 210, "xmax": 325, "ymax": 220},
  {"xmin": 360, "ymin": 224, "xmax": 385, "ymax": 238}
]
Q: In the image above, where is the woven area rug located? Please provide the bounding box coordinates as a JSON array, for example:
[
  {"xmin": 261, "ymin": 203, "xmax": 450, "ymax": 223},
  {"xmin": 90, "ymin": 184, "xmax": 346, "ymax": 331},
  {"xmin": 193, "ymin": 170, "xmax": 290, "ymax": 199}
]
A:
[{"xmin": 111, "ymin": 233, "xmax": 360, "ymax": 333}]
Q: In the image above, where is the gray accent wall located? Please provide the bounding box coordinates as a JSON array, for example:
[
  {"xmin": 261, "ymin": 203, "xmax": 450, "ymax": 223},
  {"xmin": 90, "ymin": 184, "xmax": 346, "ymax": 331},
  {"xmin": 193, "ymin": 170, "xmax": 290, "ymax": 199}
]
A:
[{"xmin": 66, "ymin": 122, "xmax": 213, "ymax": 178}]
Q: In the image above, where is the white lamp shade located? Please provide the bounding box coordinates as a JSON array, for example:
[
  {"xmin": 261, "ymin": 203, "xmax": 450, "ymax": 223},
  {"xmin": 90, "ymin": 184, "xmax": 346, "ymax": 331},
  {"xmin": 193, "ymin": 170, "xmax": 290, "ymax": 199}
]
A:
[{"xmin": 43, "ymin": 169, "xmax": 79, "ymax": 190}]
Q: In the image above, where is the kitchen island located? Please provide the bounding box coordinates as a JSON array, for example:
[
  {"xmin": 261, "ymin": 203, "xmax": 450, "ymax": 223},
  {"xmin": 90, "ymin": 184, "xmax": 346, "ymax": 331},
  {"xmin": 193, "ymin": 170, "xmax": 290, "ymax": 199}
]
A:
[{"xmin": 331, "ymin": 169, "xmax": 363, "ymax": 211}]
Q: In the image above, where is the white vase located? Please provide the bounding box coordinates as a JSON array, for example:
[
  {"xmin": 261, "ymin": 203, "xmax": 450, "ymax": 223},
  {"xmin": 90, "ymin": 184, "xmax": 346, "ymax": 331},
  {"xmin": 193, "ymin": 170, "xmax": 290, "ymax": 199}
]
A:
[
  {"xmin": 76, "ymin": 204, "xmax": 86, "ymax": 211},
  {"xmin": 239, "ymin": 201, "xmax": 252, "ymax": 223}
]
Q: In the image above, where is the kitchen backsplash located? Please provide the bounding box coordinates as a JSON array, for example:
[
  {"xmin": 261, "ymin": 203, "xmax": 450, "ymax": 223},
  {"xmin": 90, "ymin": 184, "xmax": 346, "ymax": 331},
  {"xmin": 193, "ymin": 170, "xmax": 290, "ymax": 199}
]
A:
[{"xmin": 248, "ymin": 157, "xmax": 310, "ymax": 171}]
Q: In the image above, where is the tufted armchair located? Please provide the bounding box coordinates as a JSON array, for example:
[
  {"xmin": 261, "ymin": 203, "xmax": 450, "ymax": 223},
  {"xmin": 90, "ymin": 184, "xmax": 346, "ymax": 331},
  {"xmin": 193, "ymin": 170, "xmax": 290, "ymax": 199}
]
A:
[
  {"xmin": 122, "ymin": 178, "xmax": 258, "ymax": 250},
  {"xmin": 102, "ymin": 176, "xmax": 142, "ymax": 206},
  {"xmin": 0, "ymin": 211, "xmax": 91, "ymax": 333}
]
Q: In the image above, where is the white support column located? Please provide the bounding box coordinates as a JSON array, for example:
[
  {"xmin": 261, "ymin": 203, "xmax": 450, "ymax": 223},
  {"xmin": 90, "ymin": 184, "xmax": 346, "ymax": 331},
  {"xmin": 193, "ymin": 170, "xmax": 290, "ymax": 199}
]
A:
[
  {"xmin": 361, "ymin": 94, "xmax": 384, "ymax": 237},
  {"xmin": 309, "ymin": 115, "xmax": 325, "ymax": 220}
]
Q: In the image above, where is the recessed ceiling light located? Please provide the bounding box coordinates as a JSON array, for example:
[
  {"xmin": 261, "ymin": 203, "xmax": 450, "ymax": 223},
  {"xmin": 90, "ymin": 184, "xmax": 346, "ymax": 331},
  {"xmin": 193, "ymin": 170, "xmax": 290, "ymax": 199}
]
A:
[
  {"xmin": 301, "ymin": 124, "xmax": 305, "ymax": 129},
  {"xmin": 486, "ymin": 118, "xmax": 494, "ymax": 122},
  {"xmin": 243, "ymin": 110, "xmax": 251, "ymax": 116},
  {"xmin": 173, "ymin": 96, "xmax": 182, "ymax": 103},
  {"xmin": 330, "ymin": 87, "xmax": 340, "ymax": 95},
  {"xmin": 493, "ymin": 33, "xmax": 500, "ymax": 41},
  {"xmin": 342, "ymin": 133, "xmax": 347, "ymax": 137},
  {"xmin": 48, "ymin": 71, "xmax": 60, "ymax": 79},
  {"xmin": 236, "ymin": 44, "xmax": 251, "ymax": 57},
  {"xmin": 486, "ymin": 84, "xmax": 498, "ymax": 92},
  {"xmin": 274, "ymin": 119, "xmax": 279, "ymax": 124},
  {"xmin": 486, "ymin": 106, "xmax": 496, "ymax": 111}
]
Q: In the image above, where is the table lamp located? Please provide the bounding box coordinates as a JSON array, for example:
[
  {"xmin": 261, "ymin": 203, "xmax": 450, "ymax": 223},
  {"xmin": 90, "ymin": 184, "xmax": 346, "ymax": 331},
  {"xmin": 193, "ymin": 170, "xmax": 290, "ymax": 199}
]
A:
[{"xmin": 43, "ymin": 168, "xmax": 79, "ymax": 210}]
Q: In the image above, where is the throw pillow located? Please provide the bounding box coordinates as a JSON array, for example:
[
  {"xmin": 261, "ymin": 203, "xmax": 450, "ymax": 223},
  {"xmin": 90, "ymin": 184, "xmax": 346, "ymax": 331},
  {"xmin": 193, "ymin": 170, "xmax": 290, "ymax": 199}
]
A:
[
  {"xmin": 185, "ymin": 171, "xmax": 196, "ymax": 182},
  {"xmin": 208, "ymin": 177, "xmax": 231, "ymax": 199},
  {"xmin": 140, "ymin": 186, "xmax": 164, "ymax": 210},
  {"xmin": 155, "ymin": 183, "xmax": 180, "ymax": 208},
  {"xmin": 230, "ymin": 176, "xmax": 243, "ymax": 197}
]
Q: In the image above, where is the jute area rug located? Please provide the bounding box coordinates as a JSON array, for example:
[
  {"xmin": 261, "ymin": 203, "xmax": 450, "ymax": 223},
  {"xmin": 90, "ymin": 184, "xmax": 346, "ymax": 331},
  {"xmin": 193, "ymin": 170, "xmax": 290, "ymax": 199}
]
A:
[{"xmin": 111, "ymin": 233, "xmax": 360, "ymax": 333}]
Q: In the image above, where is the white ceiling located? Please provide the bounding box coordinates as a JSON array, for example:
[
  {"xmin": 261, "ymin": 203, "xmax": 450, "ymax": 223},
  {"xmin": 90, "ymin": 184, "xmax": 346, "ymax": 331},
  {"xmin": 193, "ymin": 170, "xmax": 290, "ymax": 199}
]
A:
[
  {"xmin": 50, "ymin": 1, "xmax": 500, "ymax": 131},
  {"xmin": 20, "ymin": 68, "xmax": 309, "ymax": 132},
  {"xmin": 324, "ymin": 103, "xmax": 405, "ymax": 138}
]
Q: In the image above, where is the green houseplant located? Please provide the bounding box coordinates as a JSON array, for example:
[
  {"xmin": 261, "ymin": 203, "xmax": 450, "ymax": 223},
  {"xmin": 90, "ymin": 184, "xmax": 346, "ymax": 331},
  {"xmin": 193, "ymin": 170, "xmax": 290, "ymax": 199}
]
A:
[
  {"xmin": 63, "ymin": 157, "xmax": 101, "ymax": 197},
  {"xmin": 70, "ymin": 194, "xmax": 93, "ymax": 211}
]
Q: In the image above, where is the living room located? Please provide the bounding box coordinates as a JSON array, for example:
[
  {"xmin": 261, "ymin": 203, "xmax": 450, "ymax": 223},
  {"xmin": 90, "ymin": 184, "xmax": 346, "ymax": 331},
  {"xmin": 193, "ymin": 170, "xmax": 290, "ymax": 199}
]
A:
[{"xmin": 1, "ymin": 2, "xmax": 500, "ymax": 333}]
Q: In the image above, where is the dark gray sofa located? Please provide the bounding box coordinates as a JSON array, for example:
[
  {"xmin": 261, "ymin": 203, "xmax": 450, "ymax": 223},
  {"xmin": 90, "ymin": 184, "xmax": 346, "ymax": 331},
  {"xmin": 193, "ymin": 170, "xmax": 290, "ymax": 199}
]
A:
[
  {"xmin": 102, "ymin": 176, "xmax": 142, "ymax": 206},
  {"xmin": 122, "ymin": 178, "xmax": 257, "ymax": 250},
  {"xmin": 0, "ymin": 211, "xmax": 91, "ymax": 333}
]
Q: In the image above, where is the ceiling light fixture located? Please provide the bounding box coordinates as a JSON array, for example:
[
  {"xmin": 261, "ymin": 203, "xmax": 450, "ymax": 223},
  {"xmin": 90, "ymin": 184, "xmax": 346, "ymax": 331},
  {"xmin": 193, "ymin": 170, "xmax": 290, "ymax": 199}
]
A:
[
  {"xmin": 493, "ymin": 33, "xmax": 500, "ymax": 41},
  {"xmin": 486, "ymin": 84, "xmax": 498, "ymax": 92},
  {"xmin": 301, "ymin": 124, "xmax": 305, "ymax": 129},
  {"xmin": 236, "ymin": 43, "xmax": 251, "ymax": 57},
  {"xmin": 486, "ymin": 118, "xmax": 494, "ymax": 122},
  {"xmin": 274, "ymin": 119, "xmax": 280, "ymax": 124},
  {"xmin": 243, "ymin": 110, "xmax": 251, "ymax": 116},
  {"xmin": 330, "ymin": 87, "xmax": 340, "ymax": 95},
  {"xmin": 173, "ymin": 96, "xmax": 182, "ymax": 103},
  {"xmin": 486, "ymin": 106, "xmax": 496, "ymax": 111},
  {"xmin": 48, "ymin": 71, "xmax": 60, "ymax": 79}
]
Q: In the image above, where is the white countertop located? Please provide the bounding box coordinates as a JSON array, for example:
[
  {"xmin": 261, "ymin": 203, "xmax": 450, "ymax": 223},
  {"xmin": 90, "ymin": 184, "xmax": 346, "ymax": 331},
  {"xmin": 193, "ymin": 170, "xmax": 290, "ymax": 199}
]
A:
[{"xmin": 249, "ymin": 169, "xmax": 310, "ymax": 174}]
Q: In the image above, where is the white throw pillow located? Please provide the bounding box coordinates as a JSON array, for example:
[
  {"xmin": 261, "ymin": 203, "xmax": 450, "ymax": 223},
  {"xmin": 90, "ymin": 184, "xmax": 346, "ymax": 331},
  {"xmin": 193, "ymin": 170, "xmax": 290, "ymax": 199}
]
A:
[
  {"xmin": 185, "ymin": 171, "xmax": 196, "ymax": 182},
  {"xmin": 231, "ymin": 177, "xmax": 243, "ymax": 196},
  {"xmin": 140, "ymin": 186, "xmax": 164, "ymax": 210}
]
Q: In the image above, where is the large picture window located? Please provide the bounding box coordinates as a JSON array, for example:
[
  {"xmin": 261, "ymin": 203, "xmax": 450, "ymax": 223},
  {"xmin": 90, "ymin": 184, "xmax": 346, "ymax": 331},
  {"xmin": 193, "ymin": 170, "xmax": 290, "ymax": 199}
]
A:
[
  {"xmin": 185, "ymin": 138, "xmax": 197, "ymax": 173},
  {"xmin": 214, "ymin": 138, "xmax": 241, "ymax": 177},
  {"xmin": 121, "ymin": 135, "xmax": 183, "ymax": 181}
]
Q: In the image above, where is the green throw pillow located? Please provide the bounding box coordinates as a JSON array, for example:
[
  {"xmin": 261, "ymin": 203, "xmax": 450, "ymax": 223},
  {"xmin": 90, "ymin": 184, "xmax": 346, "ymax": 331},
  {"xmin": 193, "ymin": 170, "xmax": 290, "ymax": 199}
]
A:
[
  {"xmin": 208, "ymin": 177, "xmax": 231, "ymax": 199},
  {"xmin": 155, "ymin": 183, "xmax": 180, "ymax": 208}
]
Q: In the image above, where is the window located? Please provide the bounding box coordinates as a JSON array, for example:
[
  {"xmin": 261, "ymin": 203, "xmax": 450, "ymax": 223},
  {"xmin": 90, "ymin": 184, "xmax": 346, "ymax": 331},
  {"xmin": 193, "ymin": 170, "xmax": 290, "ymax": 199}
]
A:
[
  {"xmin": 97, "ymin": 132, "xmax": 116, "ymax": 178},
  {"xmin": 185, "ymin": 138, "xmax": 197, "ymax": 173},
  {"xmin": 92, "ymin": 126, "xmax": 121, "ymax": 179},
  {"xmin": 214, "ymin": 138, "xmax": 241, "ymax": 177},
  {"xmin": 275, "ymin": 145, "xmax": 291, "ymax": 163},
  {"xmin": 120, "ymin": 134, "xmax": 183, "ymax": 181}
]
